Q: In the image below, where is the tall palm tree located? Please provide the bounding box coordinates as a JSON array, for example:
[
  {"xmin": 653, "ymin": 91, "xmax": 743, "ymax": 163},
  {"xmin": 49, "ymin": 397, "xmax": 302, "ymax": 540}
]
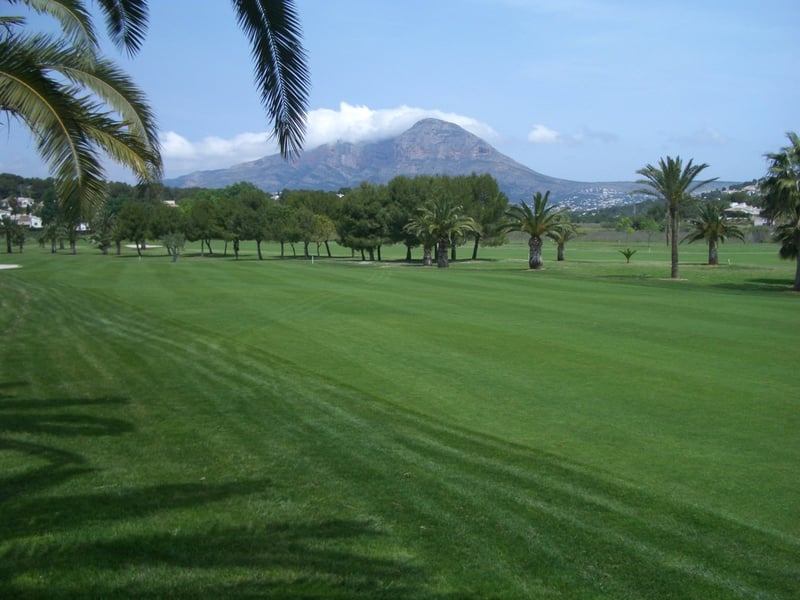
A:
[
  {"xmin": 636, "ymin": 156, "xmax": 717, "ymax": 279},
  {"xmin": 406, "ymin": 196, "xmax": 476, "ymax": 268},
  {"xmin": 505, "ymin": 191, "xmax": 564, "ymax": 270},
  {"xmin": 761, "ymin": 132, "xmax": 800, "ymax": 291},
  {"xmin": 2, "ymin": 0, "xmax": 308, "ymax": 217},
  {"xmin": 682, "ymin": 202, "xmax": 745, "ymax": 265}
]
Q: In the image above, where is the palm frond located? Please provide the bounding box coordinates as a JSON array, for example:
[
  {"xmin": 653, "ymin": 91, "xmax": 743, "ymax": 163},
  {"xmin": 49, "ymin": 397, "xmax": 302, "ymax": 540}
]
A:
[
  {"xmin": 95, "ymin": 0, "xmax": 149, "ymax": 56},
  {"xmin": 232, "ymin": 0, "xmax": 309, "ymax": 160},
  {"xmin": 1, "ymin": 32, "xmax": 158, "ymax": 217},
  {"xmin": 8, "ymin": 0, "xmax": 98, "ymax": 51},
  {"xmin": 505, "ymin": 191, "xmax": 563, "ymax": 237},
  {"xmin": 682, "ymin": 202, "xmax": 745, "ymax": 245},
  {"xmin": 54, "ymin": 55, "xmax": 161, "ymax": 176},
  {"xmin": 635, "ymin": 156, "xmax": 717, "ymax": 205}
]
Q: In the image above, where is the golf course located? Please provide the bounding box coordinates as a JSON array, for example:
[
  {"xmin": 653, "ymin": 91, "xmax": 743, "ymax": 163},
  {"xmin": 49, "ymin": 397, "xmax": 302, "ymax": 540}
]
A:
[{"xmin": 1, "ymin": 239, "xmax": 797, "ymax": 598}]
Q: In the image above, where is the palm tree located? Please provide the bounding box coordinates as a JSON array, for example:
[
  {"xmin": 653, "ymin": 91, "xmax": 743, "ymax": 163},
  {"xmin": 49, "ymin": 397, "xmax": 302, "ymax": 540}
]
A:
[
  {"xmin": 1, "ymin": 17, "xmax": 161, "ymax": 221},
  {"xmin": 2, "ymin": 0, "xmax": 308, "ymax": 218},
  {"xmin": 505, "ymin": 191, "xmax": 564, "ymax": 270},
  {"xmin": 761, "ymin": 132, "xmax": 800, "ymax": 291},
  {"xmin": 682, "ymin": 202, "xmax": 745, "ymax": 265},
  {"xmin": 403, "ymin": 212, "xmax": 436, "ymax": 266},
  {"xmin": 547, "ymin": 219, "xmax": 579, "ymax": 261},
  {"xmin": 406, "ymin": 197, "xmax": 476, "ymax": 268},
  {"xmin": 636, "ymin": 156, "xmax": 717, "ymax": 279}
]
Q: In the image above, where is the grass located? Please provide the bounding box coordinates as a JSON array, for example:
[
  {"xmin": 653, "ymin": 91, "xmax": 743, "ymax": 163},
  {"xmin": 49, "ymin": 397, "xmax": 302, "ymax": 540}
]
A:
[{"xmin": 1, "ymin": 238, "xmax": 798, "ymax": 598}]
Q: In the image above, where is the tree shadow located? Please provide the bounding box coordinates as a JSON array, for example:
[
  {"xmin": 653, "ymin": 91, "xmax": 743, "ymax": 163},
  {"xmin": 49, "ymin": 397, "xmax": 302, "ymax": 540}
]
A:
[
  {"xmin": 1, "ymin": 480, "xmax": 435, "ymax": 599},
  {"xmin": 0, "ymin": 385, "xmax": 439, "ymax": 599},
  {"xmin": 713, "ymin": 277, "xmax": 796, "ymax": 293},
  {"xmin": 0, "ymin": 389, "xmax": 133, "ymax": 503}
]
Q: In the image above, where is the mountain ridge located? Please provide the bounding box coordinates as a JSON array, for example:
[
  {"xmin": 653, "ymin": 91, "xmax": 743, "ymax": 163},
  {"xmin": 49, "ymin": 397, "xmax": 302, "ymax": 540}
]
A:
[{"xmin": 164, "ymin": 119, "xmax": 640, "ymax": 205}]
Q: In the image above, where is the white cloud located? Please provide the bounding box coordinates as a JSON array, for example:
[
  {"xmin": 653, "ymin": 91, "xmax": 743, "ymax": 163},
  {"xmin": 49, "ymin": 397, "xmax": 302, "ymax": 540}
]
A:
[
  {"xmin": 306, "ymin": 102, "xmax": 498, "ymax": 147},
  {"xmin": 527, "ymin": 124, "xmax": 562, "ymax": 144},
  {"xmin": 670, "ymin": 128, "xmax": 729, "ymax": 146},
  {"xmin": 161, "ymin": 103, "xmax": 498, "ymax": 176},
  {"xmin": 527, "ymin": 123, "xmax": 618, "ymax": 145}
]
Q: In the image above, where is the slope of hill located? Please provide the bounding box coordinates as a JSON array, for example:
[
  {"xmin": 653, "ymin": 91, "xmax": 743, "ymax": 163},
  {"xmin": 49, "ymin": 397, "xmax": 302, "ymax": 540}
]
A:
[{"xmin": 165, "ymin": 119, "xmax": 639, "ymax": 205}]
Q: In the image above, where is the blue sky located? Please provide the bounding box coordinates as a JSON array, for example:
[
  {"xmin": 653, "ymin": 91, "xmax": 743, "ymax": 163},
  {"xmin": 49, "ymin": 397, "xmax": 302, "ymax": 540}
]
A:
[{"xmin": 2, "ymin": 0, "xmax": 798, "ymax": 185}]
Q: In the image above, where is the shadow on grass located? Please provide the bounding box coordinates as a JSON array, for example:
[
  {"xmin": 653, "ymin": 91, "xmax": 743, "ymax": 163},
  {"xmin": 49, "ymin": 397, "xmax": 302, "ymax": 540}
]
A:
[
  {"xmin": 4, "ymin": 517, "xmax": 430, "ymax": 598},
  {"xmin": 0, "ymin": 390, "xmax": 133, "ymax": 503},
  {"xmin": 1, "ymin": 477, "xmax": 433, "ymax": 598},
  {"xmin": 0, "ymin": 386, "xmax": 437, "ymax": 599},
  {"xmin": 713, "ymin": 277, "xmax": 797, "ymax": 293}
]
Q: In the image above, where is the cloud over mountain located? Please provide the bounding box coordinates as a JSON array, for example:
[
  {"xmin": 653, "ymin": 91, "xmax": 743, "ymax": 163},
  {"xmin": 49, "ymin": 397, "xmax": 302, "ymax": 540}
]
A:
[{"xmin": 161, "ymin": 103, "xmax": 498, "ymax": 177}]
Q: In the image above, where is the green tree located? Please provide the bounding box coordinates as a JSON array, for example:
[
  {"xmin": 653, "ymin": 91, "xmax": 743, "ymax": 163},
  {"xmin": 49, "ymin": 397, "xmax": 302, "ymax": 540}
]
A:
[
  {"xmin": 116, "ymin": 199, "xmax": 152, "ymax": 256},
  {"xmin": 616, "ymin": 216, "xmax": 634, "ymax": 240},
  {"xmin": 312, "ymin": 214, "xmax": 337, "ymax": 257},
  {"xmin": 266, "ymin": 202, "xmax": 295, "ymax": 257},
  {"xmin": 183, "ymin": 195, "xmax": 221, "ymax": 256},
  {"xmin": 461, "ymin": 173, "xmax": 509, "ymax": 260},
  {"xmin": 1, "ymin": 216, "xmax": 20, "ymax": 253},
  {"xmin": 336, "ymin": 183, "xmax": 387, "ymax": 261},
  {"xmin": 162, "ymin": 231, "xmax": 185, "ymax": 262},
  {"xmin": 761, "ymin": 132, "xmax": 800, "ymax": 290},
  {"xmin": 89, "ymin": 203, "xmax": 116, "ymax": 254},
  {"xmin": 293, "ymin": 206, "xmax": 316, "ymax": 258},
  {"xmin": 639, "ymin": 217, "xmax": 661, "ymax": 249},
  {"xmin": 386, "ymin": 175, "xmax": 433, "ymax": 261},
  {"xmin": 228, "ymin": 183, "xmax": 271, "ymax": 260},
  {"xmin": 636, "ymin": 156, "xmax": 717, "ymax": 279},
  {"xmin": 39, "ymin": 221, "xmax": 63, "ymax": 253},
  {"xmin": 504, "ymin": 191, "xmax": 565, "ymax": 270},
  {"xmin": 682, "ymin": 202, "xmax": 745, "ymax": 265}
]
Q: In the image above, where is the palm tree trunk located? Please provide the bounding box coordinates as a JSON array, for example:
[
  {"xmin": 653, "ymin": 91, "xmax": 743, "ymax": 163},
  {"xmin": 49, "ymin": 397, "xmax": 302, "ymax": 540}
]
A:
[
  {"xmin": 529, "ymin": 236, "xmax": 543, "ymax": 270},
  {"xmin": 437, "ymin": 237, "xmax": 449, "ymax": 268},
  {"xmin": 708, "ymin": 240, "xmax": 718, "ymax": 265},
  {"xmin": 794, "ymin": 256, "xmax": 800, "ymax": 291},
  {"xmin": 472, "ymin": 235, "xmax": 480, "ymax": 260},
  {"xmin": 557, "ymin": 243, "xmax": 565, "ymax": 261},
  {"xmin": 256, "ymin": 240, "xmax": 263, "ymax": 260},
  {"xmin": 670, "ymin": 206, "xmax": 679, "ymax": 278},
  {"xmin": 423, "ymin": 245, "xmax": 432, "ymax": 266}
]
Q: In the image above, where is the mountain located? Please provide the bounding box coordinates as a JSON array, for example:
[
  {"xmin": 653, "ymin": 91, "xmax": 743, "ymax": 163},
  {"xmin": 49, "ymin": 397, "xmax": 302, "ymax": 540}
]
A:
[{"xmin": 165, "ymin": 119, "xmax": 639, "ymax": 205}]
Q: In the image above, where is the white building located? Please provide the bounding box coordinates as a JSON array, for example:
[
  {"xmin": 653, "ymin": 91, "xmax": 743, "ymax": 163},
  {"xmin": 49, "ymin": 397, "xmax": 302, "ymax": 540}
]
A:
[
  {"xmin": 726, "ymin": 202, "xmax": 766, "ymax": 226},
  {"xmin": 13, "ymin": 214, "xmax": 43, "ymax": 228}
]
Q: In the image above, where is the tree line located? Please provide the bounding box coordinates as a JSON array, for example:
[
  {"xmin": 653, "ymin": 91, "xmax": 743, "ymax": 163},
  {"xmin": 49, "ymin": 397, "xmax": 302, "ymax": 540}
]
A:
[{"xmin": 22, "ymin": 174, "xmax": 509, "ymax": 264}]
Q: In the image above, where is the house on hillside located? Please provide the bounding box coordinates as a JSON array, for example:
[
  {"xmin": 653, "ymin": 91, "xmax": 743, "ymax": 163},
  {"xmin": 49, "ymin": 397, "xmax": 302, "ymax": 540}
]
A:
[
  {"xmin": 14, "ymin": 214, "xmax": 43, "ymax": 228},
  {"xmin": 725, "ymin": 202, "xmax": 766, "ymax": 226}
]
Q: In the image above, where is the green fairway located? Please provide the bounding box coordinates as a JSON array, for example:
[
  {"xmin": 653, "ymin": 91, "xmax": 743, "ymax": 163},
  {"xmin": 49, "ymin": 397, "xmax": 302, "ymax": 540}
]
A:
[{"xmin": 1, "ymin": 240, "xmax": 798, "ymax": 598}]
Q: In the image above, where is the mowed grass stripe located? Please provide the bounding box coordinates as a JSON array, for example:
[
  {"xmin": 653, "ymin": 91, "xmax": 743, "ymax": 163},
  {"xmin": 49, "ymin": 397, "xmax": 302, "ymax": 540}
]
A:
[
  {"xmin": 26, "ymin": 253, "xmax": 796, "ymax": 533},
  {"xmin": 1, "ymin": 246, "xmax": 798, "ymax": 598}
]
